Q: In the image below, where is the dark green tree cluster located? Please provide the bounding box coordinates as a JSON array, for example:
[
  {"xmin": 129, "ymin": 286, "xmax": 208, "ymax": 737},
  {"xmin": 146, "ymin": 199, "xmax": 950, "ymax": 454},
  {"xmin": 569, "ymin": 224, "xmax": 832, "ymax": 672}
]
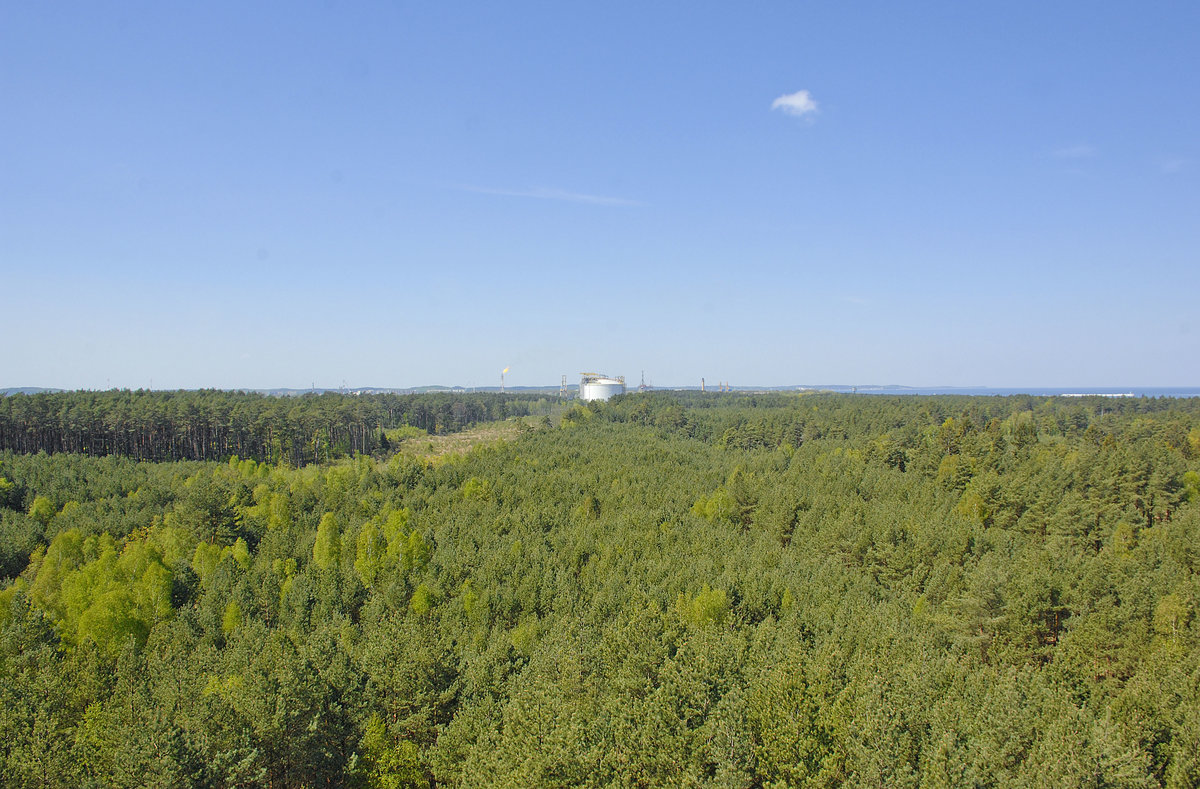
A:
[
  {"xmin": 1, "ymin": 393, "xmax": 1198, "ymax": 787},
  {"xmin": 0, "ymin": 390, "xmax": 554, "ymax": 465}
]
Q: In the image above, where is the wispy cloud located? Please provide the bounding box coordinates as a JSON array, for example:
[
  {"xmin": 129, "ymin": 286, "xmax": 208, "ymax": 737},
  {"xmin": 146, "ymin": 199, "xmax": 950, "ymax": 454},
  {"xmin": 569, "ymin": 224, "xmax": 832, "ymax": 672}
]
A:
[
  {"xmin": 452, "ymin": 184, "xmax": 643, "ymax": 207},
  {"xmin": 1053, "ymin": 143, "xmax": 1097, "ymax": 159},
  {"xmin": 771, "ymin": 89, "xmax": 819, "ymax": 119},
  {"xmin": 1159, "ymin": 156, "xmax": 1189, "ymax": 174}
]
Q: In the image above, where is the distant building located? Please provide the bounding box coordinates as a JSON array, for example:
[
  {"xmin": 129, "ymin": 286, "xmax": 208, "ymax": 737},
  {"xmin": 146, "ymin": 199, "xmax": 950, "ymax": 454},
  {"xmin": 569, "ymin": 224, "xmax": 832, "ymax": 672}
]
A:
[{"xmin": 580, "ymin": 373, "xmax": 626, "ymax": 401}]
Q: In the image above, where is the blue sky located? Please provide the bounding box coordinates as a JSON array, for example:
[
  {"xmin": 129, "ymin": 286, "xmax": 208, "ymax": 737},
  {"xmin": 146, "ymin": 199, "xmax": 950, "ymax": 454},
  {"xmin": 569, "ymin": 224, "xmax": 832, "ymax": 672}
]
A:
[{"xmin": 3, "ymin": 2, "xmax": 1197, "ymax": 389}]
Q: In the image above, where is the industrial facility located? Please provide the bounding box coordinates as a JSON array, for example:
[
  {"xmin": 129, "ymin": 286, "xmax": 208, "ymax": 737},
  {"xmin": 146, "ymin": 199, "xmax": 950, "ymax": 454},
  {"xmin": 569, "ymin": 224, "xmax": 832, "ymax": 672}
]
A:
[{"xmin": 579, "ymin": 373, "xmax": 626, "ymax": 401}]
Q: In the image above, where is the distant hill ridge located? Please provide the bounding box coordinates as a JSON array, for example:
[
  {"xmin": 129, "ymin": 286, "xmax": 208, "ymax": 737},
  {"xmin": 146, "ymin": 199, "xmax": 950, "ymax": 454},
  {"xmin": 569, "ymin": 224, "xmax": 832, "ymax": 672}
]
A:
[
  {"xmin": 5, "ymin": 385, "xmax": 1198, "ymax": 398},
  {"xmin": 0, "ymin": 387, "xmax": 64, "ymax": 396}
]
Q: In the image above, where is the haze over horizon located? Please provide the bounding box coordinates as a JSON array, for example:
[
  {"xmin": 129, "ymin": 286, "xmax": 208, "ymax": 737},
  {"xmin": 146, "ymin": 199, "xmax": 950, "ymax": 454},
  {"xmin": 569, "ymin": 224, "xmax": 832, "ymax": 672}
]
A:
[
  {"xmin": 5, "ymin": 383, "xmax": 1200, "ymax": 398},
  {"xmin": 4, "ymin": 2, "xmax": 1198, "ymax": 390}
]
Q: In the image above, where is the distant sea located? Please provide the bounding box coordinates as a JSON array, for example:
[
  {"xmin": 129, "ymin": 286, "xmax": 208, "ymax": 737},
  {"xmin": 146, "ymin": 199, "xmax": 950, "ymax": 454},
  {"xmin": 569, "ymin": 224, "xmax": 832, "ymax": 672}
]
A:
[{"xmin": 814, "ymin": 386, "xmax": 1200, "ymax": 399}]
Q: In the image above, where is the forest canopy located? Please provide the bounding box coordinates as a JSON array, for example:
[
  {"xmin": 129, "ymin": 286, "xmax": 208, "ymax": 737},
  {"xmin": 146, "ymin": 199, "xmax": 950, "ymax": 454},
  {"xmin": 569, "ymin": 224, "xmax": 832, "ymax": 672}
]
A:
[
  {"xmin": 1, "ymin": 390, "xmax": 1198, "ymax": 787},
  {"xmin": 0, "ymin": 389, "xmax": 554, "ymax": 465}
]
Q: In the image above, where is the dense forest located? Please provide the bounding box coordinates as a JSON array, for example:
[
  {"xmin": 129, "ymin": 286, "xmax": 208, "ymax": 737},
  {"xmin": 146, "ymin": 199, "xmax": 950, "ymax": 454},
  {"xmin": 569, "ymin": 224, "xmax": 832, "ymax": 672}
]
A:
[
  {"xmin": 0, "ymin": 390, "xmax": 554, "ymax": 465},
  {"xmin": 1, "ymin": 391, "xmax": 1198, "ymax": 787}
]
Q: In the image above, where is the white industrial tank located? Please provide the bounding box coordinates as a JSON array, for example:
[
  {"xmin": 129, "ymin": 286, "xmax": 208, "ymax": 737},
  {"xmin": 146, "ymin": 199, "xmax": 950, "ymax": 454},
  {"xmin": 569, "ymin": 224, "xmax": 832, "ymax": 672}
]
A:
[{"xmin": 579, "ymin": 373, "xmax": 626, "ymax": 401}]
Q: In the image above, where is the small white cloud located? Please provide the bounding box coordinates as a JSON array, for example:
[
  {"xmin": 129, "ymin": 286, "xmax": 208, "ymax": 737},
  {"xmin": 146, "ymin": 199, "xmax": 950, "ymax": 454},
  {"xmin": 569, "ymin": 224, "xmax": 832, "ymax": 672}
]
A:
[
  {"xmin": 771, "ymin": 89, "xmax": 819, "ymax": 118},
  {"xmin": 1053, "ymin": 144, "xmax": 1097, "ymax": 159}
]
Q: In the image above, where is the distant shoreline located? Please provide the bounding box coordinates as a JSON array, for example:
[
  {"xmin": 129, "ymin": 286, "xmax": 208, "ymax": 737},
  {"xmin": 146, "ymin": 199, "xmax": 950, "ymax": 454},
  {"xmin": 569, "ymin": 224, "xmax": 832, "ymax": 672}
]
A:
[{"xmin": 4, "ymin": 385, "xmax": 1200, "ymax": 398}]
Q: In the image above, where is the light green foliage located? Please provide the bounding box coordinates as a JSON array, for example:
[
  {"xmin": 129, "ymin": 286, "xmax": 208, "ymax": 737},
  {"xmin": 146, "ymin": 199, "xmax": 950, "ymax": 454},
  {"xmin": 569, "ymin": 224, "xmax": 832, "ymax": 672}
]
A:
[
  {"xmin": 560, "ymin": 403, "xmax": 593, "ymax": 425},
  {"xmin": 409, "ymin": 583, "xmax": 434, "ymax": 617},
  {"xmin": 461, "ymin": 476, "xmax": 492, "ymax": 502},
  {"xmin": 28, "ymin": 494, "xmax": 56, "ymax": 526},
  {"xmin": 936, "ymin": 453, "xmax": 976, "ymax": 491},
  {"xmin": 1153, "ymin": 593, "xmax": 1191, "ymax": 637},
  {"xmin": 1, "ymin": 391, "xmax": 1199, "ymax": 785},
  {"xmin": 692, "ymin": 486, "xmax": 737, "ymax": 522},
  {"xmin": 192, "ymin": 537, "xmax": 251, "ymax": 582},
  {"xmin": 360, "ymin": 713, "xmax": 428, "ymax": 789},
  {"xmin": 355, "ymin": 520, "xmax": 388, "ymax": 586},
  {"xmin": 0, "ymin": 475, "xmax": 17, "ymax": 508},
  {"xmin": 222, "ymin": 600, "xmax": 243, "ymax": 635},
  {"xmin": 313, "ymin": 512, "xmax": 342, "ymax": 570},
  {"xmin": 403, "ymin": 530, "xmax": 431, "ymax": 573},
  {"xmin": 230, "ymin": 455, "xmax": 255, "ymax": 476},
  {"xmin": 382, "ymin": 506, "xmax": 409, "ymax": 535},
  {"xmin": 192, "ymin": 541, "xmax": 223, "ymax": 581},
  {"xmin": 267, "ymin": 491, "xmax": 293, "ymax": 530},
  {"xmin": 28, "ymin": 529, "xmax": 175, "ymax": 653},
  {"xmin": 1183, "ymin": 470, "xmax": 1200, "ymax": 502},
  {"xmin": 676, "ymin": 584, "xmax": 730, "ymax": 627},
  {"xmin": 148, "ymin": 525, "xmax": 195, "ymax": 566},
  {"xmin": 228, "ymin": 536, "xmax": 251, "ymax": 569},
  {"xmin": 365, "ymin": 508, "xmax": 431, "ymax": 577},
  {"xmin": 28, "ymin": 528, "xmax": 87, "ymax": 617},
  {"xmin": 382, "ymin": 508, "xmax": 410, "ymax": 559},
  {"xmin": 508, "ymin": 615, "xmax": 539, "ymax": 655},
  {"xmin": 272, "ymin": 556, "xmax": 298, "ymax": 602},
  {"xmin": 691, "ymin": 468, "xmax": 757, "ymax": 525},
  {"xmin": 460, "ymin": 580, "xmax": 480, "ymax": 621},
  {"xmin": 385, "ymin": 424, "xmax": 428, "ymax": 443}
]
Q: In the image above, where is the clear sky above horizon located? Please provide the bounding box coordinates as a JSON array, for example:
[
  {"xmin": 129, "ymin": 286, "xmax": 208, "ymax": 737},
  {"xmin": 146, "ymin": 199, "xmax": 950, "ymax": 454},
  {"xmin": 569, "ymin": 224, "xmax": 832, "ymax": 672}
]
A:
[{"xmin": 4, "ymin": 2, "xmax": 1198, "ymax": 390}]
